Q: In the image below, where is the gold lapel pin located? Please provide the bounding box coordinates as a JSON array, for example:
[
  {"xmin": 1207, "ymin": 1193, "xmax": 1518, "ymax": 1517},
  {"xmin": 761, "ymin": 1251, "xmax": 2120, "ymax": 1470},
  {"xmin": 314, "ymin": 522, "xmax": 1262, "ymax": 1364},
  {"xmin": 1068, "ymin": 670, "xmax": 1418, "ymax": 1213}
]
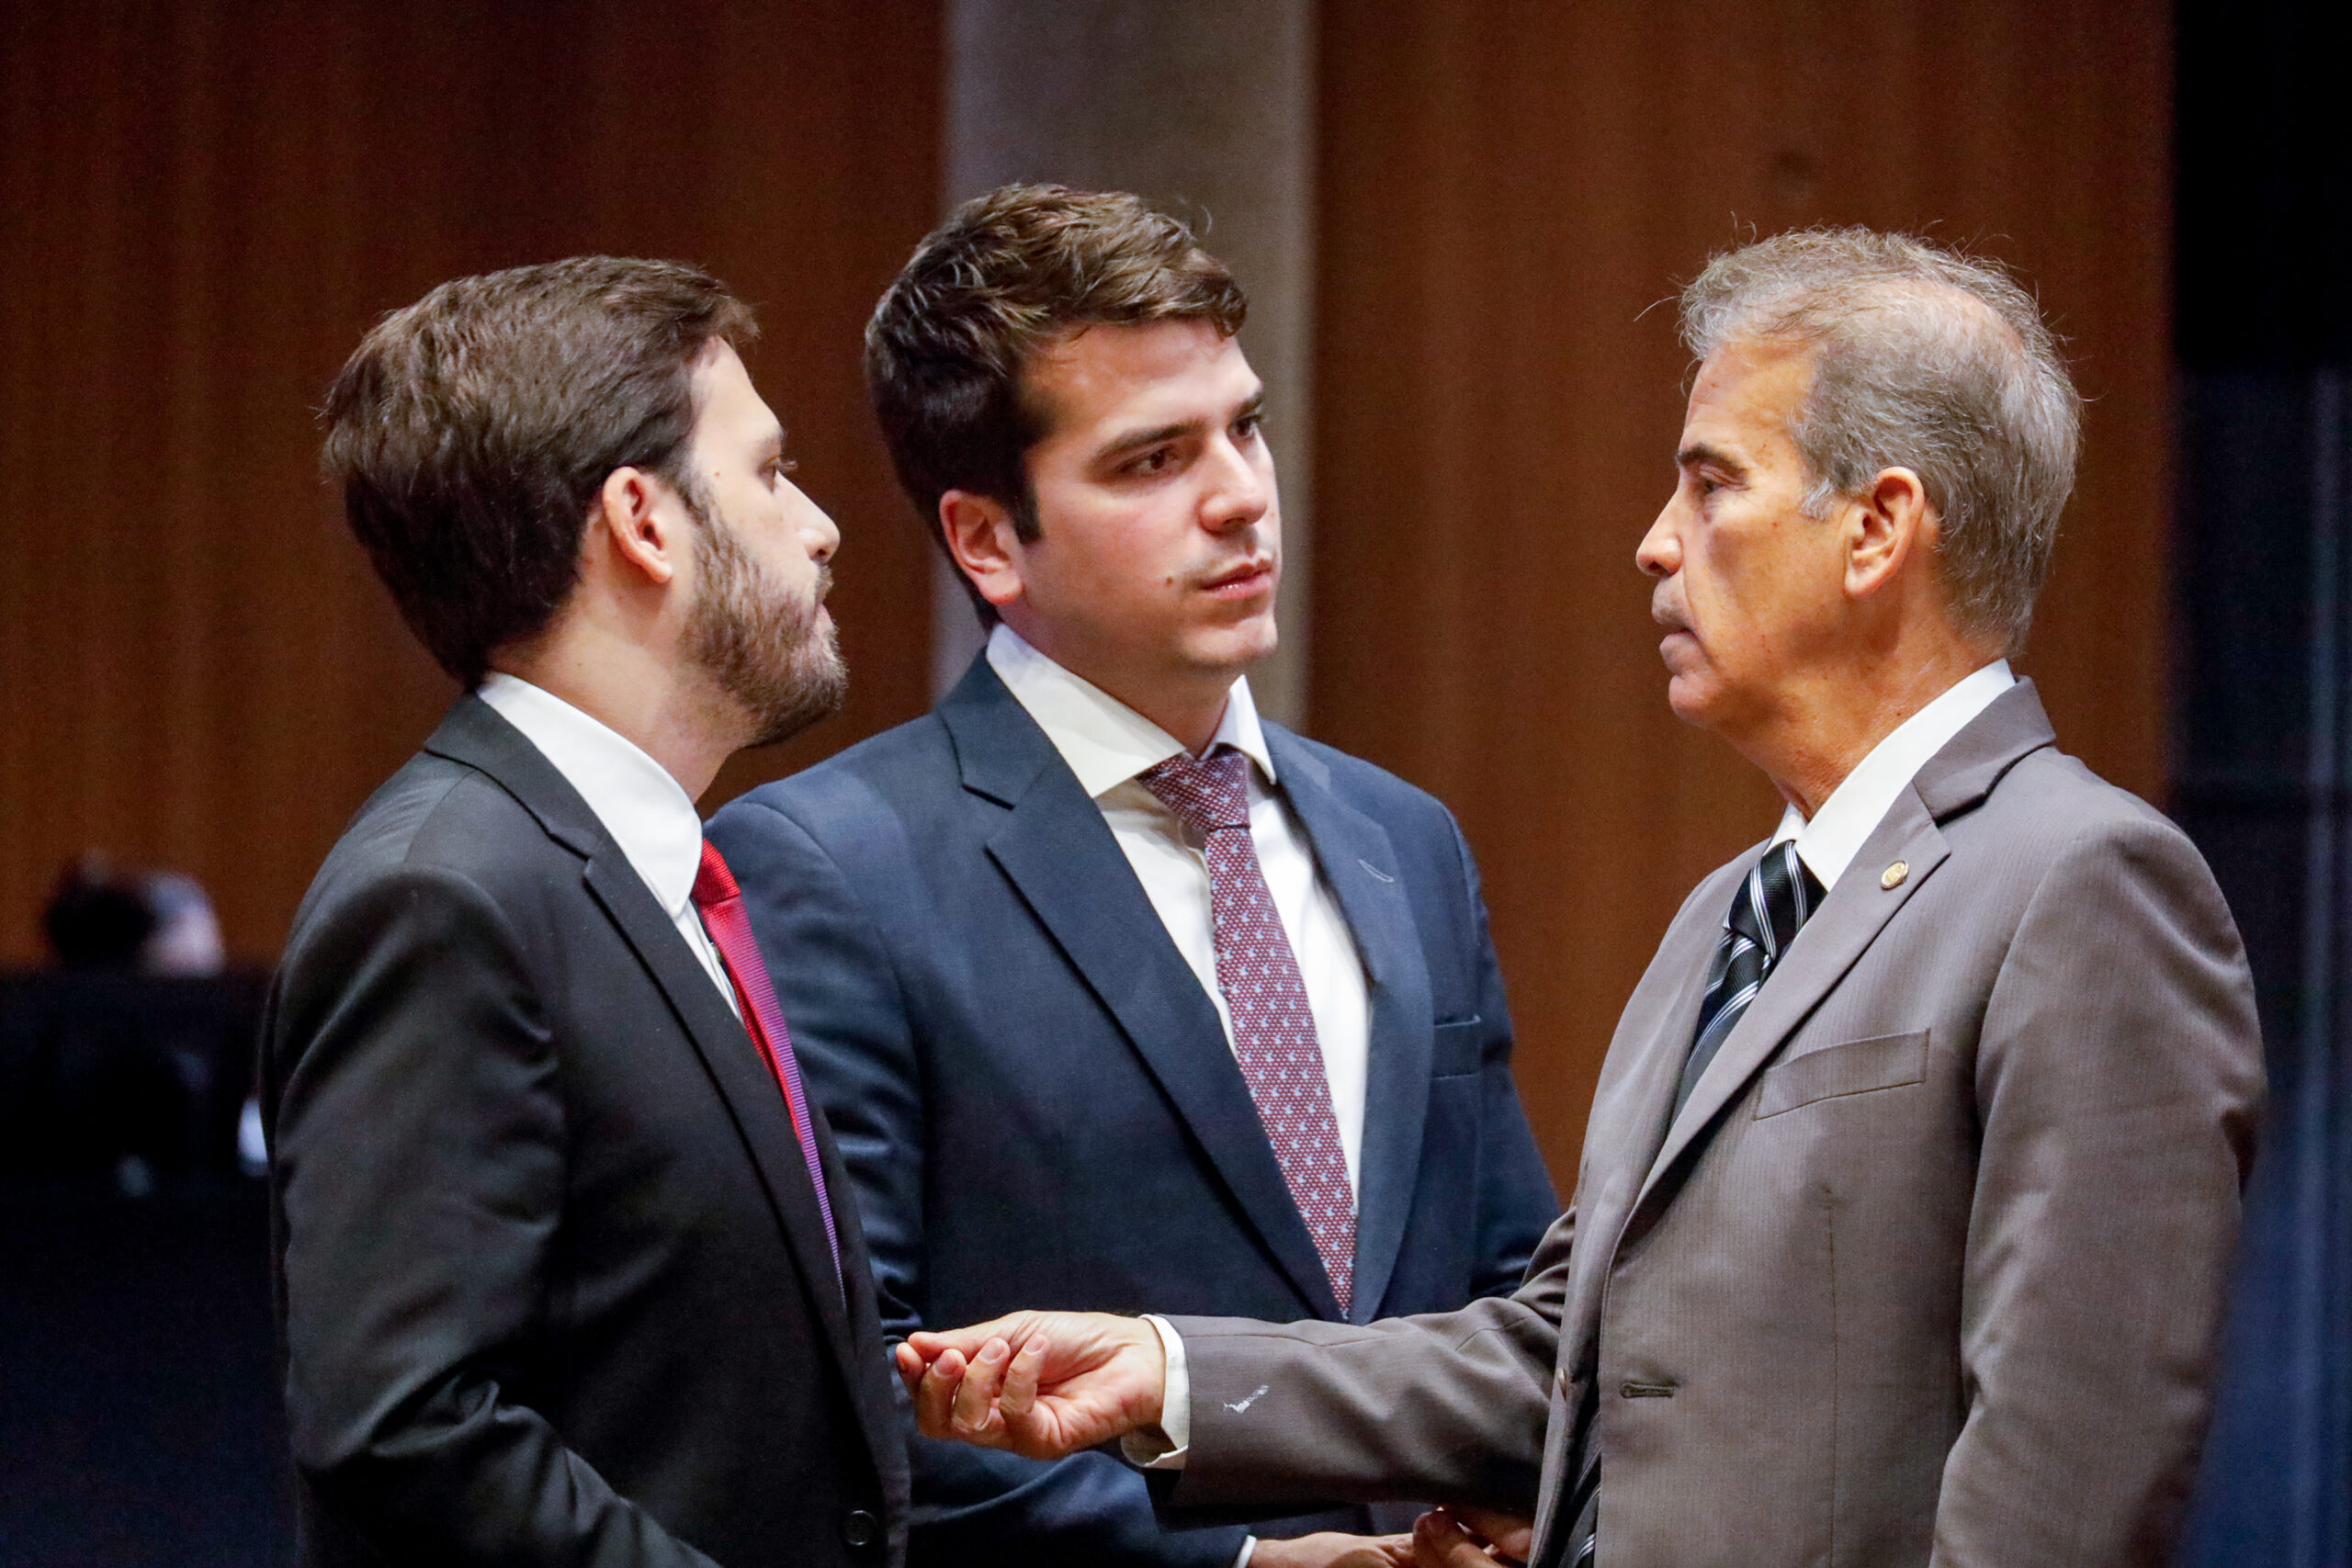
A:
[{"xmin": 1881, "ymin": 861, "xmax": 1909, "ymax": 890}]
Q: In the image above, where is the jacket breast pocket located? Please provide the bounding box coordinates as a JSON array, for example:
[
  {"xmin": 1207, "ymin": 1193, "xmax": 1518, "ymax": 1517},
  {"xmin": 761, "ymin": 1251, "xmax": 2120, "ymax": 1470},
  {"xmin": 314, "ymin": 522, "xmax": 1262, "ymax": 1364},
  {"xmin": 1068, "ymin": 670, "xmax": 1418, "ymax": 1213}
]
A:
[
  {"xmin": 1430, "ymin": 1015, "xmax": 1484, "ymax": 1077},
  {"xmin": 1754, "ymin": 1029, "xmax": 1928, "ymax": 1118}
]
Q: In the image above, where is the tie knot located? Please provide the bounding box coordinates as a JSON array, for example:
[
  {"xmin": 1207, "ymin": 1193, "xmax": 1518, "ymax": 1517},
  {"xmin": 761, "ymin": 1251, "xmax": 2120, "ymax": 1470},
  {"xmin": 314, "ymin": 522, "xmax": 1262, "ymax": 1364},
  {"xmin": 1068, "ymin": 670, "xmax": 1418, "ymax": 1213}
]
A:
[
  {"xmin": 1728, "ymin": 840, "xmax": 1821, "ymax": 960},
  {"xmin": 692, "ymin": 839, "xmax": 741, "ymax": 910},
  {"xmin": 1140, "ymin": 746, "xmax": 1251, "ymax": 834}
]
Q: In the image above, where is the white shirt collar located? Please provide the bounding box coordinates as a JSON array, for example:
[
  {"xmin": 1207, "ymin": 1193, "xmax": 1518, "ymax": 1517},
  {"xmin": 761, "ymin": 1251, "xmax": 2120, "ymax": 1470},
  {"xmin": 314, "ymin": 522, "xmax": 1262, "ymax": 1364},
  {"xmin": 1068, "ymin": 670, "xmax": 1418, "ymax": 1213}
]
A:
[
  {"xmin": 475, "ymin": 673, "xmax": 708, "ymax": 920},
  {"xmin": 1771, "ymin": 660, "xmax": 2016, "ymax": 891},
  {"xmin": 984, "ymin": 624, "xmax": 1277, "ymax": 798}
]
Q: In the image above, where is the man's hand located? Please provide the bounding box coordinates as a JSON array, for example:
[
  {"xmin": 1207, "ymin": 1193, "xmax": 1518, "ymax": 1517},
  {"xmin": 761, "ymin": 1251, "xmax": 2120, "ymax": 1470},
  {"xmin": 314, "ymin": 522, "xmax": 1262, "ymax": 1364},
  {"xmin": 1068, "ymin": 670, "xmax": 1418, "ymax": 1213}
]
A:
[
  {"xmin": 1252, "ymin": 1531, "xmax": 1417, "ymax": 1568},
  {"xmin": 893, "ymin": 1311, "xmax": 1167, "ymax": 1460},
  {"xmin": 1411, "ymin": 1506, "xmax": 1534, "ymax": 1567}
]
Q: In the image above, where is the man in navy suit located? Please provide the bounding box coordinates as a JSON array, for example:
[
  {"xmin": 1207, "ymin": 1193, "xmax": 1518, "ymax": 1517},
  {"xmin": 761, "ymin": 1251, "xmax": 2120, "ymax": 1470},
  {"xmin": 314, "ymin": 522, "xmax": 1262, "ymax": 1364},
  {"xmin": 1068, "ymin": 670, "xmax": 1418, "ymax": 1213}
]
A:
[{"xmin": 707, "ymin": 185, "xmax": 1556, "ymax": 1568}]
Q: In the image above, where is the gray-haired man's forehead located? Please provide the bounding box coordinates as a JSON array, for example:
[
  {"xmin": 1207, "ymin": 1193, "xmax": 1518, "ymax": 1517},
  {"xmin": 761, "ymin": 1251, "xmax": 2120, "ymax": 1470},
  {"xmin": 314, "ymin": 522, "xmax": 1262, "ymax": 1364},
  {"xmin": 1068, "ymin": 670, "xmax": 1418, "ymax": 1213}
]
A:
[{"xmin": 1677, "ymin": 441, "xmax": 1748, "ymax": 477}]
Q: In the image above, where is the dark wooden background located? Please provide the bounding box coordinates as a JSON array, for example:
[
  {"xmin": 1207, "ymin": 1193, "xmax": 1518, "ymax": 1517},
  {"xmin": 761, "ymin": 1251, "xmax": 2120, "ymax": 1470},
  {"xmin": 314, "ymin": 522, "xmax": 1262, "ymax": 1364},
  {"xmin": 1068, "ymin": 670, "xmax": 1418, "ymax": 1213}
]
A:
[
  {"xmin": 0, "ymin": 0, "xmax": 944, "ymax": 968},
  {"xmin": 3, "ymin": 0, "xmax": 2168, "ymax": 1178}
]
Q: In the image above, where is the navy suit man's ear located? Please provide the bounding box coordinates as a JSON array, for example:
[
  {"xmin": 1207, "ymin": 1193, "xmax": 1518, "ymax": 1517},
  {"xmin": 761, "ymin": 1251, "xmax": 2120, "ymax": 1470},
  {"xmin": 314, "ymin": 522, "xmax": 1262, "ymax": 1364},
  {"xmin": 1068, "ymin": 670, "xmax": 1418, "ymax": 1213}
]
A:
[{"xmin": 939, "ymin": 489, "xmax": 1029, "ymax": 613}]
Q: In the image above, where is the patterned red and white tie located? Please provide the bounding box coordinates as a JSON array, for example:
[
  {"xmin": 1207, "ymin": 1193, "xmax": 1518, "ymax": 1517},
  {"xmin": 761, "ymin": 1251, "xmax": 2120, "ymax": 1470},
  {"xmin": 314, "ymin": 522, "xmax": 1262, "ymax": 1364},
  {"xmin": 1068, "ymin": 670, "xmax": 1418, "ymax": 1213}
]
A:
[{"xmin": 1142, "ymin": 746, "xmax": 1355, "ymax": 1314}]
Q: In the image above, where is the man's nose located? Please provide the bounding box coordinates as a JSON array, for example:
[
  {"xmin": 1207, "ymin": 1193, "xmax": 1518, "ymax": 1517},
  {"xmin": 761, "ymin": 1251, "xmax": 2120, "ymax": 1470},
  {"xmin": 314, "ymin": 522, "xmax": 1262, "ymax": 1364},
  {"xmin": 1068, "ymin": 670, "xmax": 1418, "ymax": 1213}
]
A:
[
  {"xmin": 1200, "ymin": 434, "xmax": 1272, "ymax": 534},
  {"xmin": 805, "ymin": 503, "xmax": 842, "ymax": 564},
  {"xmin": 1636, "ymin": 506, "xmax": 1679, "ymax": 578}
]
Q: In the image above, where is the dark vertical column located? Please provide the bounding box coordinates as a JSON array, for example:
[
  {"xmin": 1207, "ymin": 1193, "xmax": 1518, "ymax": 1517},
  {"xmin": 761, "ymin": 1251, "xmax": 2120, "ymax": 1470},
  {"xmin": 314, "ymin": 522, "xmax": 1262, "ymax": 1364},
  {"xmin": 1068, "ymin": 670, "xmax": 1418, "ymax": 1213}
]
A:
[
  {"xmin": 2177, "ymin": 370, "xmax": 2352, "ymax": 1567},
  {"xmin": 2174, "ymin": 0, "xmax": 2352, "ymax": 1557}
]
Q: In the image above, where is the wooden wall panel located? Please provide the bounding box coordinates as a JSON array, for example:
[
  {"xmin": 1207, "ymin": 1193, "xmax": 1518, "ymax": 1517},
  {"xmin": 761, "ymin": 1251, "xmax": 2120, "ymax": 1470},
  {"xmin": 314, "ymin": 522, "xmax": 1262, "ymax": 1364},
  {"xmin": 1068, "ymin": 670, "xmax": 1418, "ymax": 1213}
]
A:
[
  {"xmin": 1311, "ymin": 0, "xmax": 2172, "ymax": 1176},
  {"xmin": 0, "ymin": 0, "xmax": 942, "ymax": 965}
]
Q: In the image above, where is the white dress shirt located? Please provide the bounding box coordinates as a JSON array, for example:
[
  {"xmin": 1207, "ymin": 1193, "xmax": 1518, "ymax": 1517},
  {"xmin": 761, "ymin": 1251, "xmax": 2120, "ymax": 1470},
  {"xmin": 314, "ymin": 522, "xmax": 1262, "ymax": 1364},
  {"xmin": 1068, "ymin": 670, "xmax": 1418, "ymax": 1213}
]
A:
[
  {"xmin": 987, "ymin": 625, "xmax": 1373, "ymax": 1192},
  {"xmin": 476, "ymin": 673, "xmax": 739, "ymax": 1018},
  {"xmin": 1770, "ymin": 660, "xmax": 2017, "ymax": 890},
  {"xmin": 1657, "ymin": 659, "xmax": 2018, "ymax": 1145},
  {"xmin": 1141, "ymin": 660, "xmax": 2022, "ymax": 1485},
  {"xmin": 989, "ymin": 629, "xmax": 1374, "ymax": 1565}
]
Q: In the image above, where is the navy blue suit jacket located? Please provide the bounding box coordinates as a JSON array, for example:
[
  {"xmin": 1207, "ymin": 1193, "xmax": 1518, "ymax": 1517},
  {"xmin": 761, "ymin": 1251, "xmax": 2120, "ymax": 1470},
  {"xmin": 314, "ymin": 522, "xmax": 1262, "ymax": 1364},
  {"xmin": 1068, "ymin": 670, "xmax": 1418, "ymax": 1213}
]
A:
[{"xmin": 707, "ymin": 657, "xmax": 1555, "ymax": 1566}]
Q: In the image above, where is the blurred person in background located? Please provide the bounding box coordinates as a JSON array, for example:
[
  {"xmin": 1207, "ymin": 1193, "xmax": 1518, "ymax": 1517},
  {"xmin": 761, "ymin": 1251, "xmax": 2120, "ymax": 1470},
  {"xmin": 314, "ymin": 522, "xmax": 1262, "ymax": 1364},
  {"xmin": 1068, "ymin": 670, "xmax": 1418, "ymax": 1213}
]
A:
[
  {"xmin": 0, "ymin": 856, "xmax": 244, "ymax": 1192},
  {"xmin": 707, "ymin": 185, "xmax": 1555, "ymax": 1568},
  {"xmin": 141, "ymin": 871, "xmax": 226, "ymax": 977},
  {"xmin": 41, "ymin": 853, "xmax": 157, "ymax": 969}
]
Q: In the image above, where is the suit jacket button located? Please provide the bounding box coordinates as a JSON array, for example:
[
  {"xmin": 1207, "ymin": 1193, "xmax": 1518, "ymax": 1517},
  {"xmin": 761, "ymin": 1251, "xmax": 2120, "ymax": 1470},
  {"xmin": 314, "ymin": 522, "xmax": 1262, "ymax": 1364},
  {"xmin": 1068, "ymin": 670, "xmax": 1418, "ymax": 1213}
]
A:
[{"xmin": 842, "ymin": 1509, "xmax": 881, "ymax": 1551}]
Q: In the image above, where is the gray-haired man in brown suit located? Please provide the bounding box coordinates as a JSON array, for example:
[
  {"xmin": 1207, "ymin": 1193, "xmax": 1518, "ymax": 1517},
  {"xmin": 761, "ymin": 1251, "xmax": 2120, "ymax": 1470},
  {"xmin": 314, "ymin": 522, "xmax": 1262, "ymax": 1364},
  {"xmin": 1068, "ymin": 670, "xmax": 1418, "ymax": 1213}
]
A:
[{"xmin": 887, "ymin": 229, "xmax": 2266, "ymax": 1568}]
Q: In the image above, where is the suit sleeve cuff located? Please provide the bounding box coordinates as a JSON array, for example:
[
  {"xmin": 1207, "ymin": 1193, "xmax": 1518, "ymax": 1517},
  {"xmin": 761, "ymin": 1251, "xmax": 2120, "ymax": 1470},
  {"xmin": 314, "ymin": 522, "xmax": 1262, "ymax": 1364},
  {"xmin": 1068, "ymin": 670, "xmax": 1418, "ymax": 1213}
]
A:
[{"xmin": 1120, "ymin": 1314, "xmax": 1191, "ymax": 1468}]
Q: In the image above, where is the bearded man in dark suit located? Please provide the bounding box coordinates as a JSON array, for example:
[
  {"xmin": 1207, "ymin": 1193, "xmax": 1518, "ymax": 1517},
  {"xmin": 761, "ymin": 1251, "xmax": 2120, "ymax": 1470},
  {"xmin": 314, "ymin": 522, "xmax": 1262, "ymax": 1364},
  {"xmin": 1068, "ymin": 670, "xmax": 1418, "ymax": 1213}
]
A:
[{"xmin": 267, "ymin": 257, "xmax": 904, "ymax": 1567}]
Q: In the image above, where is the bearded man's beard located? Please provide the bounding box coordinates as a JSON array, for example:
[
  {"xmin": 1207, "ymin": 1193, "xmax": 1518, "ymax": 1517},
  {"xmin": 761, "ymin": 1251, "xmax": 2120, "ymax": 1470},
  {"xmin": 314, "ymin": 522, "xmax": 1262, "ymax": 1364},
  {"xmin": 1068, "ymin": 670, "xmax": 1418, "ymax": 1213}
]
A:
[{"xmin": 683, "ymin": 500, "xmax": 848, "ymax": 749}]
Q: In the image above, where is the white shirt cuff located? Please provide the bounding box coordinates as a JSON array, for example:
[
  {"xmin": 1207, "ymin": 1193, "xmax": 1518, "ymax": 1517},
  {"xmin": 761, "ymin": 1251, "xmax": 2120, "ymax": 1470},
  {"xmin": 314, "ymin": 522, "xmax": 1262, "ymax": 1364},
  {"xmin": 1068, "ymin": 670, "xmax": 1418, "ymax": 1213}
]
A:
[{"xmin": 1119, "ymin": 1314, "xmax": 1192, "ymax": 1469}]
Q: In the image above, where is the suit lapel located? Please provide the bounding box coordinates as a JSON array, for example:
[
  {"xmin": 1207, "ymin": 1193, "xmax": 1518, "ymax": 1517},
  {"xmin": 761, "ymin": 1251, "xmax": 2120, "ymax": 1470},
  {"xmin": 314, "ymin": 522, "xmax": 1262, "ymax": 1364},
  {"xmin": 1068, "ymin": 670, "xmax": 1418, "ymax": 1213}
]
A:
[
  {"xmin": 1265, "ymin": 727, "xmax": 1434, "ymax": 1324},
  {"xmin": 579, "ymin": 861, "xmax": 871, "ymax": 1385},
  {"xmin": 1634, "ymin": 807, "xmax": 1952, "ymax": 1205},
  {"xmin": 1630, "ymin": 680, "xmax": 2061, "ymax": 1213},
  {"xmin": 943, "ymin": 661, "xmax": 1347, "ymax": 1319},
  {"xmin": 806, "ymin": 1029, "xmax": 908, "ymax": 1490},
  {"xmin": 1518, "ymin": 871, "xmax": 1733, "ymax": 1562},
  {"xmin": 423, "ymin": 698, "xmax": 876, "ymax": 1422},
  {"xmin": 1555, "ymin": 869, "xmax": 1736, "ymax": 1344},
  {"xmin": 1531, "ymin": 682, "xmax": 2060, "ymax": 1568}
]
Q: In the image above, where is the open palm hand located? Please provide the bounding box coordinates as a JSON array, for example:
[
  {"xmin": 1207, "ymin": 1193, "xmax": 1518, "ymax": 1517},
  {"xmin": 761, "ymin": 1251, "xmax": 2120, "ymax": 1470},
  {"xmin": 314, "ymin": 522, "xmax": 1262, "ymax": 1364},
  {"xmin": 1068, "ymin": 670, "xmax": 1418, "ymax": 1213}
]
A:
[{"xmin": 896, "ymin": 1310, "xmax": 1170, "ymax": 1461}]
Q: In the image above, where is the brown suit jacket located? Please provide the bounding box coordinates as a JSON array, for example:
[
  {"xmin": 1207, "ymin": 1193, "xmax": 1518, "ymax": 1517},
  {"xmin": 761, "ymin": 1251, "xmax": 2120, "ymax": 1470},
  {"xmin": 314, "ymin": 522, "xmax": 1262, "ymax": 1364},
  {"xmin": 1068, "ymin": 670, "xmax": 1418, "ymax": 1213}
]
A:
[{"xmin": 1160, "ymin": 682, "xmax": 2265, "ymax": 1567}]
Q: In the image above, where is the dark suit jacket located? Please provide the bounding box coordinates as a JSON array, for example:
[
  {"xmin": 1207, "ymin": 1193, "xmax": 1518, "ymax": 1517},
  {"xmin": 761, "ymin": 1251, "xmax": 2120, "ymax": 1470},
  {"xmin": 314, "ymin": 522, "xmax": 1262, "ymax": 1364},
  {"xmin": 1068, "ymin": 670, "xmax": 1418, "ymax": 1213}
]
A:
[
  {"xmin": 706, "ymin": 657, "xmax": 1556, "ymax": 1566},
  {"xmin": 263, "ymin": 697, "xmax": 910, "ymax": 1568},
  {"xmin": 1158, "ymin": 682, "xmax": 2265, "ymax": 1568}
]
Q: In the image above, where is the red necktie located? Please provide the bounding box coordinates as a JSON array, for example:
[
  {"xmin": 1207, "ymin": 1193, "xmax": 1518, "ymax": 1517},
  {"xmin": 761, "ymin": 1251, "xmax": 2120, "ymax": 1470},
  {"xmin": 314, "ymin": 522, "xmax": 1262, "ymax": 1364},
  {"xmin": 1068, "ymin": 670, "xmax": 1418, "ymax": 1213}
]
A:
[
  {"xmin": 692, "ymin": 840, "xmax": 842, "ymax": 1285},
  {"xmin": 1141, "ymin": 746, "xmax": 1355, "ymax": 1314}
]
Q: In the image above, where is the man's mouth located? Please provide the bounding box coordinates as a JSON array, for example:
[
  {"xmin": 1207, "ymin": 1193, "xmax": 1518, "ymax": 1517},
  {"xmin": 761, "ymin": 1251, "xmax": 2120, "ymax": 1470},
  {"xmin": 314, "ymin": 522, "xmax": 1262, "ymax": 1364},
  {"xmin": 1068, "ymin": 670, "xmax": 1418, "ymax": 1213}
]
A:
[{"xmin": 1197, "ymin": 558, "xmax": 1275, "ymax": 596}]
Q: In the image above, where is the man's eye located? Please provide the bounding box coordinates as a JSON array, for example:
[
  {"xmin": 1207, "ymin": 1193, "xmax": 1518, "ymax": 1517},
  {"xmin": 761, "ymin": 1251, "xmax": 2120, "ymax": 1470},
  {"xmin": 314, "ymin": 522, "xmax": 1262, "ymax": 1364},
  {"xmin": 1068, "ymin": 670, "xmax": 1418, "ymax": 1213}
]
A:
[
  {"xmin": 768, "ymin": 458, "xmax": 799, "ymax": 483},
  {"xmin": 1234, "ymin": 413, "xmax": 1264, "ymax": 440},
  {"xmin": 1131, "ymin": 448, "xmax": 1173, "ymax": 475}
]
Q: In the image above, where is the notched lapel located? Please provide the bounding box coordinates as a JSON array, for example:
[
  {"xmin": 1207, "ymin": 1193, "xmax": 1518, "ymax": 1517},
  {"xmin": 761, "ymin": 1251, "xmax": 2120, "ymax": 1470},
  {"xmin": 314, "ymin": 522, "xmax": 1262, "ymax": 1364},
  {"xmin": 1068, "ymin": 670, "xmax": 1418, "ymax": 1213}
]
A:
[
  {"xmin": 1636, "ymin": 798, "xmax": 1952, "ymax": 1209},
  {"xmin": 808, "ymin": 1083, "xmax": 911, "ymax": 1493},
  {"xmin": 426, "ymin": 694, "xmax": 894, "ymax": 1468},
  {"xmin": 1617, "ymin": 682, "xmax": 2054, "ymax": 1221},
  {"xmin": 581, "ymin": 858, "xmax": 865, "ymax": 1379},
  {"xmin": 1570, "ymin": 868, "xmax": 1737, "ymax": 1318},
  {"xmin": 985, "ymin": 780, "xmax": 1348, "ymax": 1320},
  {"xmin": 1266, "ymin": 729, "xmax": 1434, "ymax": 1324},
  {"xmin": 939, "ymin": 655, "xmax": 1054, "ymax": 808},
  {"xmin": 954, "ymin": 655, "xmax": 1349, "ymax": 1315}
]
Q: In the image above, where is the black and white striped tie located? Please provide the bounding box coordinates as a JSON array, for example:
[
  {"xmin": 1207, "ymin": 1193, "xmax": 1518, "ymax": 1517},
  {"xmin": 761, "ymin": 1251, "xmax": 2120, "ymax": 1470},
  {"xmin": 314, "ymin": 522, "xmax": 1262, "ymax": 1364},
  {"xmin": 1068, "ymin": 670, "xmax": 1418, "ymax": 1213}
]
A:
[{"xmin": 1672, "ymin": 840, "xmax": 1826, "ymax": 1121}]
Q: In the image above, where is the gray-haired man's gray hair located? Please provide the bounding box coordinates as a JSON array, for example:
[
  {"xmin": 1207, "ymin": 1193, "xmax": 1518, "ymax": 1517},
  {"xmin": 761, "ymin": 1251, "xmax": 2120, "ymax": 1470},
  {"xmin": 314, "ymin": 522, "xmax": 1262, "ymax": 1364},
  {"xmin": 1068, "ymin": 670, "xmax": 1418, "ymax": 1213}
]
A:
[{"xmin": 1679, "ymin": 228, "xmax": 2081, "ymax": 652}]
